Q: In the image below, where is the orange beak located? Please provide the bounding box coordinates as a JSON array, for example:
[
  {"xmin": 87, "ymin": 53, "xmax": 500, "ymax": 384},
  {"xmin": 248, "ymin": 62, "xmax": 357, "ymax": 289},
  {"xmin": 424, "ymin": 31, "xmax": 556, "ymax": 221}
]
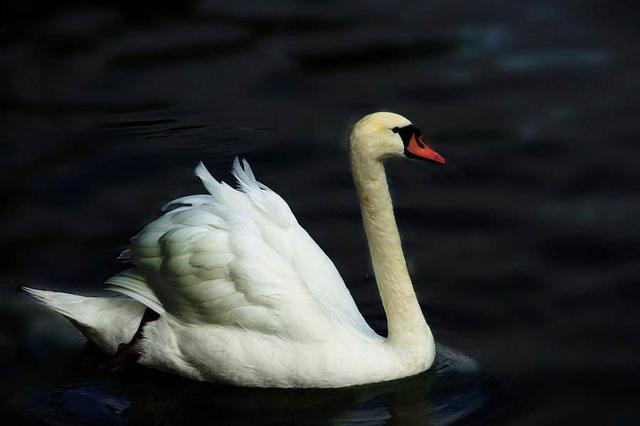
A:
[{"xmin": 406, "ymin": 135, "xmax": 446, "ymax": 165}]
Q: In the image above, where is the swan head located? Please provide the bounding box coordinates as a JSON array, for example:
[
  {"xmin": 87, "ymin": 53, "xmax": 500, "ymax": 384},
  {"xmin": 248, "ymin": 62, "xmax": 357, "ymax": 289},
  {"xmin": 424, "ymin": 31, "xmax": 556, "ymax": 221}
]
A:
[{"xmin": 350, "ymin": 112, "xmax": 445, "ymax": 165}]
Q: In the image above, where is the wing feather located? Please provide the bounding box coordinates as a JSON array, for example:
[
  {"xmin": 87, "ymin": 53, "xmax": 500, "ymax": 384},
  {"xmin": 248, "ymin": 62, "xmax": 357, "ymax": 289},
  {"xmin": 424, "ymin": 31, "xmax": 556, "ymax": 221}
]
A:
[
  {"xmin": 106, "ymin": 159, "xmax": 375, "ymax": 340},
  {"xmin": 106, "ymin": 269, "xmax": 166, "ymax": 314}
]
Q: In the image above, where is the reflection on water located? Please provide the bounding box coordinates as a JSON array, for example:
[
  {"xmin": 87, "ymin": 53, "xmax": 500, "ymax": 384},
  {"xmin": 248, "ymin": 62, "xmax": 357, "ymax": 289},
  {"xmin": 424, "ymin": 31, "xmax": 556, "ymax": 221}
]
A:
[
  {"xmin": 4, "ymin": 293, "xmax": 488, "ymax": 425},
  {"xmin": 10, "ymin": 330, "xmax": 485, "ymax": 425},
  {"xmin": 2, "ymin": 0, "xmax": 639, "ymax": 424}
]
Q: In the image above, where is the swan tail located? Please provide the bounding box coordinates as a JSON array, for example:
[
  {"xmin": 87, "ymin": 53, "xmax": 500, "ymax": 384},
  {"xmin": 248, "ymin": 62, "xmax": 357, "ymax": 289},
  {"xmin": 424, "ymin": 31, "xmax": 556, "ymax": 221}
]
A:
[
  {"xmin": 22, "ymin": 286, "xmax": 145, "ymax": 354},
  {"xmin": 24, "ymin": 286, "xmax": 93, "ymax": 325}
]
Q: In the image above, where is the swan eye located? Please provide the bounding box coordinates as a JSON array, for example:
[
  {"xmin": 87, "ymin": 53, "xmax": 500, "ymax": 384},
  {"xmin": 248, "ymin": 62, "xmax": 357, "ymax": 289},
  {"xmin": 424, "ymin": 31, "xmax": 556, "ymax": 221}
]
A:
[{"xmin": 391, "ymin": 124, "xmax": 422, "ymax": 146}]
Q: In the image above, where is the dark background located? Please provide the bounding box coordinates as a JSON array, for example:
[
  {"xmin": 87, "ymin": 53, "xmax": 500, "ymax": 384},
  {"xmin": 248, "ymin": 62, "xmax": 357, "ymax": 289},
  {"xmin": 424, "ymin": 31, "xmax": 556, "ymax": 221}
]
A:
[{"xmin": 1, "ymin": 0, "xmax": 639, "ymax": 424}]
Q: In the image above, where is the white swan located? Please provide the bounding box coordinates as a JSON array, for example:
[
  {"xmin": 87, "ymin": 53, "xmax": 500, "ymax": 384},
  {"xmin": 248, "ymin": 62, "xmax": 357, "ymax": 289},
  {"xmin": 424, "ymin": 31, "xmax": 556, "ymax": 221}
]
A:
[{"xmin": 24, "ymin": 112, "xmax": 446, "ymax": 388}]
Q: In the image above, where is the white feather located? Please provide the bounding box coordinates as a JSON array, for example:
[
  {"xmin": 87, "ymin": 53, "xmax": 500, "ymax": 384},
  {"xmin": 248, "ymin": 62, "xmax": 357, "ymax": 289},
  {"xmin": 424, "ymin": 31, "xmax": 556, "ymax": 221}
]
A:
[
  {"xmin": 22, "ymin": 287, "xmax": 144, "ymax": 354},
  {"xmin": 24, "ymin": 112, "xmax": 438, "ymax": 388},
  {"xmin": 105, "ymin": 269, "xmax": 165, "ymax": 314}
]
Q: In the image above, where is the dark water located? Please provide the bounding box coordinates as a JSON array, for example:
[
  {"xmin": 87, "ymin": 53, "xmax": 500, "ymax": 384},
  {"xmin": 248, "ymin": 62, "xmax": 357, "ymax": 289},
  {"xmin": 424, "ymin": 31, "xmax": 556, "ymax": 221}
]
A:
[{"xmin": 2, "ymin": 0, "xmax": 639, "ymax": 424}]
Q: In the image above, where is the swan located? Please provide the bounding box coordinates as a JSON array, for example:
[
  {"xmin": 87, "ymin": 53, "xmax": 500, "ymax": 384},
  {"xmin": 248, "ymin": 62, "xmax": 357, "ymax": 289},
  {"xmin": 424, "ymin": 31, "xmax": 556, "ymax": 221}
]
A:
[{"xmin": 24, "ymin": 112, "xmax": 446, "ymax": 388}]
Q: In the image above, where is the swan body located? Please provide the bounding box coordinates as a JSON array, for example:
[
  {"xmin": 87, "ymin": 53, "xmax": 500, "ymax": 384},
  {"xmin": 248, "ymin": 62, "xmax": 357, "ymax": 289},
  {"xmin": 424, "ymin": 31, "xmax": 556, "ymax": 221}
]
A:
[{"xmin": 25, "ymin": 112, "xmax": 445, "ymax": 388}]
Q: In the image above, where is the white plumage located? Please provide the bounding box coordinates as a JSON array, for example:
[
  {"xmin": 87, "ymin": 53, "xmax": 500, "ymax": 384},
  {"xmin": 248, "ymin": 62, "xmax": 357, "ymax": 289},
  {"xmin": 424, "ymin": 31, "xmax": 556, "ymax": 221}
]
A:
[{"xmin": 25, "ymin": 112, "xmax": 440, "ymax": 388}]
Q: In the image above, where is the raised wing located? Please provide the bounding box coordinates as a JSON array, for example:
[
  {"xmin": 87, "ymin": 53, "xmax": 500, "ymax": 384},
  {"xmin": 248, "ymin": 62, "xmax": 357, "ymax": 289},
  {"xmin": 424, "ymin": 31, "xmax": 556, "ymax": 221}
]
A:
[{"xmin": 107, "ymin": 159, "xmax": 376, "ymax": 338}]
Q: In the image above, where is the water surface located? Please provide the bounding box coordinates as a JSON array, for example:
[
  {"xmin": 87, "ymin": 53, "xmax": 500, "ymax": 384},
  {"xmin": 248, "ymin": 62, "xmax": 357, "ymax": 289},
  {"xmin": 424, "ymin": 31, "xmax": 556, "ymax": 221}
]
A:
[{"xmin": 2, "ymin": 0, "xmax": 639, "ymax": 424}]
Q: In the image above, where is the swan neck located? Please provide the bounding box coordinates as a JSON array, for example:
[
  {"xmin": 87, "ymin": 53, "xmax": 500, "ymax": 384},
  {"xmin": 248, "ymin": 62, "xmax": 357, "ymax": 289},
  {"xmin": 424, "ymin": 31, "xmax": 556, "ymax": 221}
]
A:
[{"xmin": 350, "ymin": 148, "xmax": 429, "ymax": 345}]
